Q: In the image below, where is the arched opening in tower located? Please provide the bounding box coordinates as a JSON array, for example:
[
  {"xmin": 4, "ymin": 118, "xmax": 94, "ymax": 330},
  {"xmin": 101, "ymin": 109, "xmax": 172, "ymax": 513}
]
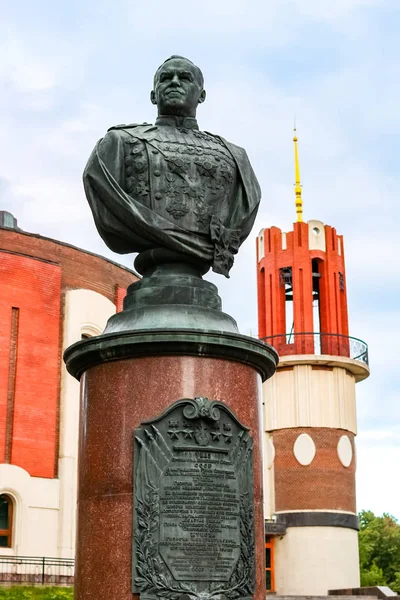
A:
[{"xmin": 312, "ymin": 258, "xmax": 322, "ymax": 353}]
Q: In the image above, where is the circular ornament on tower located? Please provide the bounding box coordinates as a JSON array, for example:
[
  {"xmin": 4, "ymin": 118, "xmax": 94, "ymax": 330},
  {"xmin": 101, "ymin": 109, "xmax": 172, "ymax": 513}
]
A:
[
  {"xmin": 337, "ymin": 435, "xmax": 353, "ymax": 467},
  {"xmin": 266, "ymin": 437, "xmax": 275, "ymax": 469},
  {"xmin": 293, "ymin": 433, "xmax": 316, "ymax": 466}
]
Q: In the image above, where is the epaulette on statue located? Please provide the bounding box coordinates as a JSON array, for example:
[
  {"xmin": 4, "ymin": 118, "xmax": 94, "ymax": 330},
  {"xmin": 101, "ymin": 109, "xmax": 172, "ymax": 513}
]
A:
[{"xmin": 107, "ymin": 123, "xmax": 152, "ymax": 132}]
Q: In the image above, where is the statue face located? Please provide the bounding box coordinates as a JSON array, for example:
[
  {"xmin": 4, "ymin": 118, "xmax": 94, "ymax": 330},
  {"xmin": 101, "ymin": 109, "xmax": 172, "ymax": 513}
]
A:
[{"xmin": 151, "ymin": 58, "xmax": 206, "ymax": 117}]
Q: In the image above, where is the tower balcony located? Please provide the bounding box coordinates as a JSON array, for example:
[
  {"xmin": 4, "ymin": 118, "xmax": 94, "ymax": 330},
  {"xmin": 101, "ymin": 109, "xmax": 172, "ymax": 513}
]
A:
[{"xmin": 261, "ymin": 332, "xmax": 369, "ymax": 382}]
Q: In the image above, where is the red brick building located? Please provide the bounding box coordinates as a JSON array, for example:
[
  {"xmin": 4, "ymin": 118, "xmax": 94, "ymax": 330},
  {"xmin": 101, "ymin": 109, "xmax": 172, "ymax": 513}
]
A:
[{"xmin": 0, "ymin": 211, "xmax": 137, "ymax": 557}]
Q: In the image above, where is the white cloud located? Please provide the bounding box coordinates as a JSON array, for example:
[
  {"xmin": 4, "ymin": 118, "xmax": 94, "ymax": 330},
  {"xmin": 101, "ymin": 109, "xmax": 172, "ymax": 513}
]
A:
[
  {"xmin": 297, "ymin": 0, "xmax": 380, "ymax": 22},
  {"xmin": 356, "ymin": 440, "xmax": 400, "ymax": 518},
  {"xmin": 358, "ymin": 426, "xmax": 400, "ymax": 444},
  {"xmin": 124, "ymin": 0, "xmax": 382, "ymax": 41},
  {"xmin": 0, "ymin": 28, "xmax": 57, "ymax": 92}
]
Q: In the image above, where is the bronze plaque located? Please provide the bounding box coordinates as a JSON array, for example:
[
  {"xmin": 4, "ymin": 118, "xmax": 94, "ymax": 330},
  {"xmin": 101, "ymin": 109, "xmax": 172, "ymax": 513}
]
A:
[{"xmin": 133, "ymin": 396, "xmax": 254, "ymax": 600}]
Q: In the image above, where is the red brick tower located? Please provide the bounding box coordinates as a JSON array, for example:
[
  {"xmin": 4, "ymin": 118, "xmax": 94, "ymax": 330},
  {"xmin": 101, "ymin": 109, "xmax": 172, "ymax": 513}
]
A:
[
  {"xmin": 257, "ymin": 220, "xmax": 351, "ymax": 356},
  {"xmin": 257, "ymin": 132, "xmax": 370, "ymax": 595}
]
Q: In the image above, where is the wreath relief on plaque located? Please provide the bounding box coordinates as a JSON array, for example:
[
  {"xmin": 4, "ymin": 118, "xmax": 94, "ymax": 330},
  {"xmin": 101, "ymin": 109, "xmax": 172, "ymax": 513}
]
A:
[{"xmin": 132, "ymin": 396, "xmax": 255, "ymax": 600}]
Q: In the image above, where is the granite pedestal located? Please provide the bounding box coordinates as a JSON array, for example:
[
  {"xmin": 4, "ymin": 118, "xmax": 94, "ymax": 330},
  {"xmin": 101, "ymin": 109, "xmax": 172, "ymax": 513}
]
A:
[{"xmin": 64, "ymin": 259, "xmax": 278, "ymax": 600}]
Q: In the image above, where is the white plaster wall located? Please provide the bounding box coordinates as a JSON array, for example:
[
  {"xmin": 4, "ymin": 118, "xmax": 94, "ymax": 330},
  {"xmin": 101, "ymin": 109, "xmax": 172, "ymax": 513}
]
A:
[
  {"xmin": 308, "ymin": 219, "xmax": 326, "ymax": 251},
  {"xmin": 274, "ymin": 525, "xmax": 360, "ymax": 595},
  {"xmin": 262, "ymin": 433, "xmax": 275, "ymax": 518},
  {"xmin": 0, "ymin": 464, "xmax": 59, "ymax": 557},
  {"xmin": 257, "ymin": 229, "xmax": 265, "ymax": 260},
  {"xmin": 263, "ymin": 363, "xmax": 358, "ymax": 433},
  {"xmin": 24, "ymin": 508, "xmax": 59, "ymax": 556},
  {"xmin": 58, "ymin": 289, "xmax": 115, "ymax": 558}
]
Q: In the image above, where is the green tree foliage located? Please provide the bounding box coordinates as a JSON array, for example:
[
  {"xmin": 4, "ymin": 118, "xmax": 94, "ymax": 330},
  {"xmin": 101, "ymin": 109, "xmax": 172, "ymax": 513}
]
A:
[
  {"xmin": 359, "ymin": 510, "xmax": 400, "ymax": 591},
  {"xmin": 0, "ymin": 587, "xmax": 73, "ymax": 600}
]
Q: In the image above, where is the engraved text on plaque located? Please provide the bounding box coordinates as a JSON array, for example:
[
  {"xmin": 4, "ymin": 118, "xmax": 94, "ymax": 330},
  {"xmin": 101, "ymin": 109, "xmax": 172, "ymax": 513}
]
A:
[{"xmin": 132, "ymin": 397, "xmax": 254, "ymax": 600}]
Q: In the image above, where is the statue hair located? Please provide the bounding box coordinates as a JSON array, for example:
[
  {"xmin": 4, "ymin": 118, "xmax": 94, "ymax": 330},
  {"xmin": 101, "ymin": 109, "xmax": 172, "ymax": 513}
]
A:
[{"xmin": 153, "ymin": 56, "xmax": 204, "ymax": 87}]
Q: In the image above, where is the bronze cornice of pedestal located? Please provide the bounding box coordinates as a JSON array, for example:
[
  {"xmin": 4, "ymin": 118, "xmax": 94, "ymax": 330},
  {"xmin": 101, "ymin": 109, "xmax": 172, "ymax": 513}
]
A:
[{"xmin": 64, "ymin": 328, "xmax": 278, "ymax": 383}]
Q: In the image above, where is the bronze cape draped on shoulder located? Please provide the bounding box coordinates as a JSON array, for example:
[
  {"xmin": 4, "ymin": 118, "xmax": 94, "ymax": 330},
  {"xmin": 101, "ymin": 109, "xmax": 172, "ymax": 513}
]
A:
[{"xmin": 83, "ymin": 125, "xmax": 261, "ymax": 277}]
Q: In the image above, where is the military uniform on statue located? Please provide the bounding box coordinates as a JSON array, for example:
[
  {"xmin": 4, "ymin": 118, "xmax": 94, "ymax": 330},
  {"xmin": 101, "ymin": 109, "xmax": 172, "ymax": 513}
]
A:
[
  {"xmin": 83, "ymin": 56, "xmax": 261, "ymax": 279},
  {"xmin": 64, "ymin": 56, "xmax": 277, "ymax": 600},
  {"xmin": 84, "ymin": 115, "xmax": 260, "ymax": 277}
]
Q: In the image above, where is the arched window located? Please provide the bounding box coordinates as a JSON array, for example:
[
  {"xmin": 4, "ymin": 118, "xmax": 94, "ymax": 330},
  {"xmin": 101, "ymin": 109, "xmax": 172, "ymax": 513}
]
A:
[{"xmin": 0, "ymin": 494, "xmax": 13, "ymax": 548}]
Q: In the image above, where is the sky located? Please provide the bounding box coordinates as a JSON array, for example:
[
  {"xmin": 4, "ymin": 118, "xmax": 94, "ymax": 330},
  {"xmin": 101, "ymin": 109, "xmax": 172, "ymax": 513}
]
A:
[{"xmin": 0, "ymin": 0, "xmax": 399, "ymax": 518}]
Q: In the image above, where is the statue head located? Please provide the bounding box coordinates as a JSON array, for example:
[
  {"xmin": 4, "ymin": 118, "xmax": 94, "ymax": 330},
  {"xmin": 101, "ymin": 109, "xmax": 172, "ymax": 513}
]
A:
[{"xmin": 151, "ymin": 56, "xmax": 206, "ymax": 118}]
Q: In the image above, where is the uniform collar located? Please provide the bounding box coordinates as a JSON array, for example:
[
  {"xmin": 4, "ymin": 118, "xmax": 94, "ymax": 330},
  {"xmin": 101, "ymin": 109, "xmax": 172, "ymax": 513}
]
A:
[{"xmin": 155, "ymin": 115, "xmax": 199, "ymax": 130}]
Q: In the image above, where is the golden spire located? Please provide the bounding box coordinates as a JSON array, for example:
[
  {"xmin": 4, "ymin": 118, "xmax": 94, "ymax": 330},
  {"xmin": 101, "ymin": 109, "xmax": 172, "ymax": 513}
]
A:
[{"xmin": 293, "ymin": 126, "xmax": 303, "ymax": 222}]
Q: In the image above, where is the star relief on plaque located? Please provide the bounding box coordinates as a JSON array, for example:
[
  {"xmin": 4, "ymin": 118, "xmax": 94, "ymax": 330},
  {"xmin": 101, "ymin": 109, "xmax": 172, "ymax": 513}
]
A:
[
  {"xmin": 166, "ymin": 415, "xmax": 233, "ymax": 446},
  {"xmin": 132, "ymin": 396, "xmax": 255, "ymax": 600}
]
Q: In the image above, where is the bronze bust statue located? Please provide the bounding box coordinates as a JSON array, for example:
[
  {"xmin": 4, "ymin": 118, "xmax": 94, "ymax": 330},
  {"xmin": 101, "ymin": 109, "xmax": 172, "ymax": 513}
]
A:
[{"xmin": 83, "ymin": 56, "xmax": 261, "ymax": 278}]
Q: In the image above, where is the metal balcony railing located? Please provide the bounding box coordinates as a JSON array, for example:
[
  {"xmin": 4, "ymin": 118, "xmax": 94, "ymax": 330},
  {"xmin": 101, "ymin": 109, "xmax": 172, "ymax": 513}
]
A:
[
  {"xmin": 260, "ymin": 332, "xmax": 369, "ymax": 366},
  {"xmin": 0, "ymin": 555, "xmax": 74, "ymax": 585}
]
